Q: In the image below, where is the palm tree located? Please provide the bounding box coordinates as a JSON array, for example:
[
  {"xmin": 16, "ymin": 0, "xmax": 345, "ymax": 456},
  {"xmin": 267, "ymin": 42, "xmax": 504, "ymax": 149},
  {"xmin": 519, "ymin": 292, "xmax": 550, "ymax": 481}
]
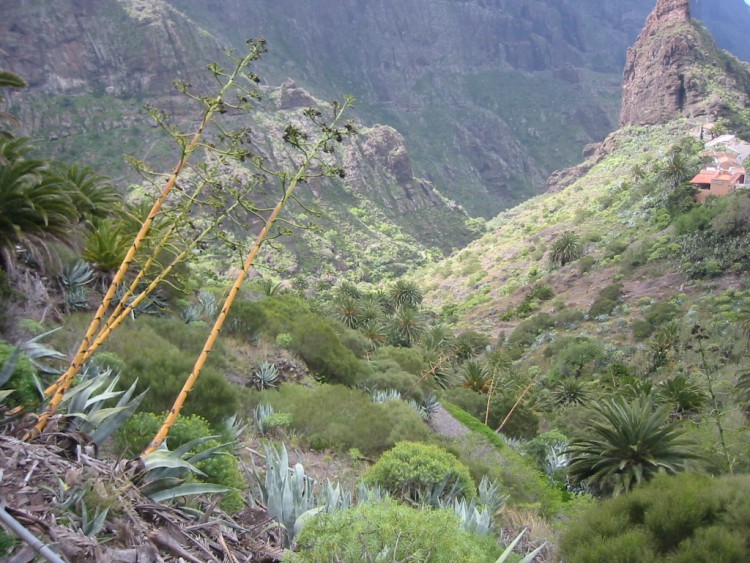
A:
[
  {"xmin": 0, "ymin": 70, "xmax": 26, "ymax": 140},
  {"xmin": 460, "ymin": 360, "xmax": 490, "ymax": 393},
  {"xmin": 549, "ymin": 231, "xmax": 583, "ymax": 267},
  {"xmin": 0, "ymin": 138, "xmax": 79, "ymax": 270},
  {"xmin": 332, "ymin": 295, "xmax": 360, "ymax": 329},
  {"xmin": 388, "ymin": 307, "xmax": 424, "ymax": 347},
  {"xmin": 566, "ymin": 396, "xmax": 702, "ymax": 496},
  {"xmin": 53, "ymin": 164, "xmax": 122, "ymax": 224},
  {"xmin": 388, "ymin": 279, "xmax": 423, "ymax": 310}
]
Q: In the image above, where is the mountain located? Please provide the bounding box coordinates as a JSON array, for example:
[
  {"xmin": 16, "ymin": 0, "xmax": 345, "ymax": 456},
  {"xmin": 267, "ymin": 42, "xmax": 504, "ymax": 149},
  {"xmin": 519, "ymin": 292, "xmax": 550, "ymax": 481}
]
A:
[
  {"xmin": 2, "ymin": 0, "xmax": 655, "ymax": 222},
  {"xmin": 417, "ymin": 0, "xmax": 750, "ymax": 332},
  {"xmin": 1, "ymin": 0, "xmax": 749, "ymax": 273},
  {"xmin": 621, "ymin": 0, "xmax": 750, "ymax": 127}
]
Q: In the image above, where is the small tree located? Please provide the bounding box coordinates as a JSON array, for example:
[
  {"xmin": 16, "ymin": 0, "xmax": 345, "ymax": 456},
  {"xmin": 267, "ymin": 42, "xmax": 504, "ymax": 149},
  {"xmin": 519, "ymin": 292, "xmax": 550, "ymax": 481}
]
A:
[
  {"xmin": 549, "ymin": 231, "xmax": 583, "ymax": 267},
  {"xmin": 566, "ymin": 396, "xmax": 702, "ymax": 496}
]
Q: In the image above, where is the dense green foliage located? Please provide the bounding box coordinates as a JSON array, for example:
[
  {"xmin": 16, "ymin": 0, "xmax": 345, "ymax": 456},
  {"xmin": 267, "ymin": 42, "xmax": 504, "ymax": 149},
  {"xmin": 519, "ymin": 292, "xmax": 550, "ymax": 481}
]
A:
[
  {"xmin": 289, "ymin": 500, "xmax": 501, "ymax": 562},
  {"xmin": 0, "ymin": 341, "xmax": 39, "ymax": 407},
  {"xmin": 561, "ymin": 473, "xmax": 750, "ymax": 562},
  {"xmin": 363, "ymin": 441, "xmax": 476, "ymax": 503},
  {"xmin": 566, "ymin": 396, "xmax": 702, "ymax": 495},
  {"xmin": 249, "ymin": 384, "xmax": 431, "ymax": 454}
]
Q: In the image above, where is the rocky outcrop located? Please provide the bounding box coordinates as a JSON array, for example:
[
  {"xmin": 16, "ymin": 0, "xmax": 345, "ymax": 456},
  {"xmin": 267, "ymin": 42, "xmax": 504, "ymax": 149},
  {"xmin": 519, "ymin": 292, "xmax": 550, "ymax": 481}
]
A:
[
  {"xmin": 0, "ymin": 0, "xmax": 220, "ymax": 96},
  {"xmin": 620, "ymin": 0, "xmax": 750, "ymax": 127}
]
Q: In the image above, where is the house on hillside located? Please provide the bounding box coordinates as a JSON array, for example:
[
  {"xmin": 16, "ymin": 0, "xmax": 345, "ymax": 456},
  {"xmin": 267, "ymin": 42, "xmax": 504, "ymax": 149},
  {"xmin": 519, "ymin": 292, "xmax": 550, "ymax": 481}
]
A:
[
  {"xmin": 690, "ymin": 151, "xmax": 748, "ymax": 203},
  {"xmin": 705, "ymin": 134, "xmax": 750, "ymax": 163}
]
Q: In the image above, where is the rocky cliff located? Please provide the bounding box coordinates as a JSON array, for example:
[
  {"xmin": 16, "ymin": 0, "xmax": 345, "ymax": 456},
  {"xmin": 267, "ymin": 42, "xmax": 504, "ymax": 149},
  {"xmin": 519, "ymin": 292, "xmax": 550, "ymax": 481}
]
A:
[
  {"xmin": 620, "ymin": 0, "xmax": 750, "ymax": 127},
  {"xmin": 2, "ymin": 0, "xmax": 749, "ymax": 225}
]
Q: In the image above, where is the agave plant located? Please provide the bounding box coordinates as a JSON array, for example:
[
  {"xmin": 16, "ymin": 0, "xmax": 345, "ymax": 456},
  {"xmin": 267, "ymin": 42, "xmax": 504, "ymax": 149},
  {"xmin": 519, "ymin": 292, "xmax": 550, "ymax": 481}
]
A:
[
  {"xmin": 58, "ymin": 365, "xmax": 147, "ymax": 447},
  {"xmin": 64, "ymin": 285, "xmax": 90, "ymax": 312},
  {"xmin": 370, "ymin": 388, "xmax": 402, "ymax": 404},
  {"xmin": 261, "ymin": 443, "xmax": 318, "ymax": 546},
  {"xmin": 59, "ymin": 260, "xmax": 95, "ymax": 290},
  {"xmin": 565, "ymin": 396, "xmax": 703, "ymax": 496},
  {"xmin": 449, "ymin": 497, "xmax": 493, "ymax": 535},
  {"xmin": 478, "ymin": 475, "xmax": 507, "ymax": 516},
  {"xmin": 422, "ymin": 392, "xmax": 440, "ymax": 420},
  {"xmin": 138, "ymin": 437, "xmax": 232, "ymax": 502},
  {"xmin": 252, "ymin": 361, "xmax": 279, "ymax": 390}
]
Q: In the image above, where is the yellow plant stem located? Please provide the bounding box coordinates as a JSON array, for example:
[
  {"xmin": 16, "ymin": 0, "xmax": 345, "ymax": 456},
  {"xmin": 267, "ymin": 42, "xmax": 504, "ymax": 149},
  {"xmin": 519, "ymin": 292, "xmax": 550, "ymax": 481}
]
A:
[
  {"xmin": 48, "ymin": 204, "xmax": 240, "ymax": 387},
  {"xmin": 143, "ymin": 101, "xmax": 351, "ymax": 455},
  {"xmin": 27, "ymin": 46, "xmax": 263, "ymax": 440}
]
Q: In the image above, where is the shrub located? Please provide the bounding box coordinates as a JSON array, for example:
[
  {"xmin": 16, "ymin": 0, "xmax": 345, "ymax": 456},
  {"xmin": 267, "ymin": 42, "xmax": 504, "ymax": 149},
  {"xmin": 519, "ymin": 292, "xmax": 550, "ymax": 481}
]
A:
[
  {"xmin": 360, "ymin": 359, "xmax": 421, "ymax": 399},
  {"xmin": 254, "ymin": 384, "xmax": 430, "ymax": 455},
  {"xmin": 289, "ymin": 500, "xmax": 500, "ymax": 562},
  {"xmin": 631, "ymin": 319, "xmax": 653, "ymax": 340},
  {"xmin": 0, "ymin": 341, "xmax": 39, "ymax": 408},
  {"xmin": 577, "ymin": 255, "xmax": 596, "ymax": 274},
  {"xmin": 644, "ymin": 301, "xmax": 680, "ymax": 327},
  {"xmin": 117, "ymin": 411, "xmax": 213, "ymax": 454},
  {"xmin": 102, "ymin": 322, "xmax": 238, "ymax": 424},
  {"xmin": 118, "ymin": 412, "xmax": 245, "ymax": 512},
  {"xmin": 372, "ymin": 346, "xmax": 426, "ymax": 376},
  {"xmin": 560, "ymin": 473, "xmax": 750, "ymax": 562},
  {"xmin": 364, "ymin": 441, "xmax": 476, "ymax": 503},
  {"xmin": 291, "ymin": 314, "xmax": 361, "ymax": 385}
]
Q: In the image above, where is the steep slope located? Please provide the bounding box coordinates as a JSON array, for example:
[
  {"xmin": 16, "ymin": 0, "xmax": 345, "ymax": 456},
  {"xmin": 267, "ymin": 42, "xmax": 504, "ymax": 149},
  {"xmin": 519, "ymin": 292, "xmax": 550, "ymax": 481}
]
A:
[
  {"xmin": 0, "ymin": 1, "xmax": 475, "ymax": 277},
  {"xmin": 418, "ymin": 0, "xmax": 750, "ymax": 332}
]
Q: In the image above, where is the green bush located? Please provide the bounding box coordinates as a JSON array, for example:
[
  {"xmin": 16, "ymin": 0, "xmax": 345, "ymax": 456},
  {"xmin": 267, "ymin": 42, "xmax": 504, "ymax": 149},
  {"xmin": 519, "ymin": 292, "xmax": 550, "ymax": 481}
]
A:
[
  {"xmin": 117, "ymin": 411, "xmax": 213, "ymax": 454},
  {"xmin": 360, "ymin": 359, "xmax": 422, "ymax": 400},
  {"xmin": 289, "ymin": 500, "xmax": 500, "ymax": 562},
  {"xmin": 364, "ymin": 441, "xmax": 476, "ymax": 503},
  {"xmin": 577, "ymin": 255, "xmax": 596, "ymax": 274},
  {"xmin": 291, "ymin": 314, "xmax": 361, "ymax": 385},
  {"xmin": 253, "ymin": 384, "xmax": 431, "ymax": 455},
  {"xmin": 101, "ymin": 322, "xmax": 238, "ymax": 424},
  {"xmin": 644, "ymin": 301, "xmax": 680, "ymax": 327},
  {"xmin": 0, "ymin": 341, "xmax": 39, "ymax": 408},
  {"xmin": 589, "ymin": 283, "xmax": 623, "ymax": 318},
  {"xmin": 118, "ymin": 412, "xmax": 245, "ymax": 512},
  {"xmin": 560, "ymin": 473, "xmax": 750, "ymax": 563},
  {"xmin": 631, "ymin": 319, "xmax": 654, "ymax": 340},
  {"xmin": 372, "ymin": 346, "xmax": 426, "ymax": 376}
]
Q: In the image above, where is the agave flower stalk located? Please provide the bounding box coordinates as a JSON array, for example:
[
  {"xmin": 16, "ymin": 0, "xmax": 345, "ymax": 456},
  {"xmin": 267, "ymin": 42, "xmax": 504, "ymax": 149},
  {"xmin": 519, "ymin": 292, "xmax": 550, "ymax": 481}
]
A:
[
  {"xmin": 143, "ymin": 97, "xmax": 354, "ymax": 455},
  {"xmin": 27, "ymin": 41, "xmax": 268, "ymax": 439}
]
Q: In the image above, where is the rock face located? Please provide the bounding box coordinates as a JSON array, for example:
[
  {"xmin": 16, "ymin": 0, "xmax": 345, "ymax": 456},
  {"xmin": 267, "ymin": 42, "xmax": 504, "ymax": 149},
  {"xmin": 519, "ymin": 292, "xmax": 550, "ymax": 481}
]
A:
[
  {"xmin": 2, "ymin": 0, "xmax": 749, "ymax": 220},
  {"xmin": 620, "ymin": 0, "xmax": 750, "ymax": 127}
]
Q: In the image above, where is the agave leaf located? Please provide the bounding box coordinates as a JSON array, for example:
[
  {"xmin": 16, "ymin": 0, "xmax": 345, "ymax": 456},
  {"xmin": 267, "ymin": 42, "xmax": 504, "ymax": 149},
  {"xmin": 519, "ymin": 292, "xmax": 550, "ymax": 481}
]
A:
[
  {"xmin": 187, "ymin": 441, "xmax": 234, "ymax": 465},
  {"xmin": 496, "ymin": 528, "xmax": 527, "ymax": 563},
  {"xmin": 519, "ymin": 542, "xmax": 546, "ymax": 563},
  {"xmin": 91, "ymin": 388, "xmax": 147, "ymax": 445},
  {"xmin": 142, "ymin": 450, "xmax": 206, "ymax": 476},
  {"xmin": 172, "ymin": 435, "xmax": 220, "ymax": 458},
  {"xmin": 139, "ymin": 476, "xmax": 191, "ymax": 498},
  {"xmin": 0, "ymin": 347, "xmax": 21, "ymax": 387},
  {"xmin": 84, "ymin": 389, "xmax": 124, "ymax": 408},
  {"xmin": 0, "ymin": 389, "xmax": 14, "ymax": 401},
  {"xmin": 293, "ymin": 505, "xmax": 324, "ymax": 539},
  {"xmin": 148, "ymin": 483, "xmax": 231, "ymax": 503}
]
